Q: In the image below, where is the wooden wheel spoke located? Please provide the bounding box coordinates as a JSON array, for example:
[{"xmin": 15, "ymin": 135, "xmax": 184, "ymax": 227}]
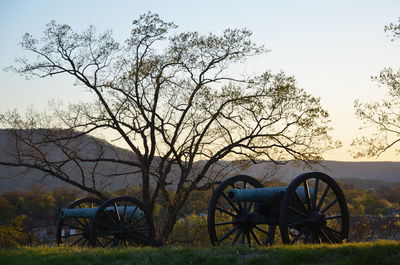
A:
[
  {"xmin": 131, "ymin": 214, "xmax": 146, "ymax": 226},
  {"xmin": 103, "ymin": 237, "xmax": 114, "ymax": 247},
  {"xmin": 294, "ymin": 190, "xmax": 308, "ymax": 213},
  {"xmin": 232, "ymin": 229, "xmax": 241, "ymax": 245},
  {"xmin": 290, "ymin": 227, "xmax": 306, "ymax": 244},
  {"xmin": 215, "ymin": 221, "xmax": 236, "ymax": 226},
  {"xmin": 70, "ymin": 235, "xmax": 85, "ymax": 246},
  {"xmin": 245, "ymin": 231, "xmax": 251, "ymax": 247},
  {"xmin": 303, "ymin": 180, "xmax": 312, "ymax": 211},
  {"xmin": 315, "ymin": 233, "xmax": 322, "ymax": 244},
  {"xmin": 126, "ymin": 205, "xmax": 138, "ymax": 220},
  {"xmin": 104, "ymin": 210, "xmax": 118, "ymax": 226},
  {"xmin": 219, "ymin": 226, "xmax": 239, "ymax": 242},
  {"xmin": 320, "ymin": 227, "xmax": 334, "ymax": 243},
  {"xmin": 237, "ymin": 201, "xmax": 245, "ymax": 212},
  {"xmin": 95, "ymin": 234, "xmax": 114, "ymax": 247},
  {"xmin": 321, "ymin": 198, "xmax": 338, "ymax": 214},
  {"xmin": 321, "ymin": 226, "xmax": 342, "ymax": 243},
  {"xmin": 113, "ymin": 202, "xmax": 121, "ymax": 222},
  {"xmin": 312, "ymin": 178, "xmax": 319, "ymax": 209},
  {"xmin": 95, "ymin": 238, "xmax": 105, "ymax": 247},
  {"xmin": 127, "ymin": 231, "xmax": 150, "ymax": 242},
  {"xmin": 80, "ymin": 238, "xmax": 88, "ymax": 247},
  {"xmin": 77, "ymin": 204, "xmax": 90, "ymax": 227},
  {"xmin": 250, "ymin": 229, "xmax": 262, "ymax": 246},
  {"xmin": 221, "ymin": 192, "xmax": 240, "ymax": 214},
  {"xmin": 240, "ymin": 230, "xmax": 245, "ymax": 244},
  {"xmin": 289, "ymin": 206, "xmax": 307, "ymax": 218},
  {"xmin": 127, "ymin": 237, "xmax": 138, "ymax": 246},
  {"xmin": 316, "ymin": 185, "xmax": 330, "ymax": 210},
  {"xmin": 325, "ymin": 226, "xmax": 342, "ymax": 238},
  {"xmin": 248, "ymin": 202, "xmax": 254, "ymax": 212},
  {"xmin": 216, "ymin": 206, "xmax": 237, "ymax": 217},
  {"xmin": 127, "ymin": 227, "xmax": 147, "ymax": 237},
  {"xmin": 326, "ymin": 215, "xmax": 342, "ymax": 220},
  {"xmin": 254, "ymin": 225, "xmax": 270, "ymax": 236},
  {"xmin": 74, "ymin": 216, "xmax": 88, "ymax": 228}
]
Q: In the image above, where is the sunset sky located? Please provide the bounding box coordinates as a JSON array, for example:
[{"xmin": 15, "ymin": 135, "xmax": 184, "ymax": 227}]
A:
[{"xmin": 0, "ymin": 0, "xmax": 399, "ymax": 161}]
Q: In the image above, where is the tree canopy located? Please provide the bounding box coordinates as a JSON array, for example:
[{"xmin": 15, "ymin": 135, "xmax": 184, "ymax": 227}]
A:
[
  {"xmin": 1, "ymin": 13, "xmax": 338, "ymax": 241},
  {"xmin": 353, "ymin": 17, "xmax": 400, "ymax": 158}
]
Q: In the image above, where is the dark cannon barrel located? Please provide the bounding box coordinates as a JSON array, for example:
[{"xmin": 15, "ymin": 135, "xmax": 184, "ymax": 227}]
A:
[
  {"xmin": 57, "ymin": 196, "xmax": 156, "ymax": 248},
  {"xmin": 60, "ymin": 206, "xmax": 142, "ymax": 219},
  {"xmin": 228, "ymin": 186, "xmax": 314, "ymax": 203}
]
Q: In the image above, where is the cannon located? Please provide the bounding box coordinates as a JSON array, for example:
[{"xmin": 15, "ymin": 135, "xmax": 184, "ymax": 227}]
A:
[
  {"xmin": 207, "ymin": 172, "xmax": 349, "ymax": 246},
  {"xmin": 56, "ymin": 196, "xmax": 155, "ymax": 247}
]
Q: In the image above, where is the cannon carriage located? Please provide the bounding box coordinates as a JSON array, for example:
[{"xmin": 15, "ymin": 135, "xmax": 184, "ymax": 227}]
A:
[
  {"xmin": 207, "ymin": 172, "xmax": 349, "ymax": 246},
  {"xmin": 56, "ymin": 196, "xmax": 155, "ymax": 247},
  {"xmin": 57, "ymin": 171, "xmax": 348, "ymax": 247}
]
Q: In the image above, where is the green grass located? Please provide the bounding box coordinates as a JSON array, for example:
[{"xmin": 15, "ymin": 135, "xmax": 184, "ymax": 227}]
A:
[{"xmin": 1, "ymin": 241, "xmax": 399, "ymax": 265}]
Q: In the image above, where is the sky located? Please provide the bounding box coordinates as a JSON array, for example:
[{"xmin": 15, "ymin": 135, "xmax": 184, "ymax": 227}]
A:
[{"xmin": 0, "ymin": 0, "xmax": 399, "ymax": 161}]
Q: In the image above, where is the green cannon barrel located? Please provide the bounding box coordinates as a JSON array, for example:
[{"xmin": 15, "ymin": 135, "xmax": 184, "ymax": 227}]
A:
[
  {"xmin": 60, "ymin": 206, "xmax": 142, "ymax": 219},
  {"xmin": 228, "ymin": 186, "xmax": 314, "ymax": 203}
]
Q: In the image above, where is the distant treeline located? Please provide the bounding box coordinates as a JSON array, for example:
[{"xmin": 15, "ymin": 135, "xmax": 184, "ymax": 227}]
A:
[{"xmin": 0, "ymin": 181, "xmax": 399, "ymax": 247}]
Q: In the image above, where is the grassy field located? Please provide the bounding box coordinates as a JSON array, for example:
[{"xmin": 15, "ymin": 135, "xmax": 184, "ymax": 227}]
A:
[{"xmin": 1, "ymin": 241, "xmax": 399, "ymax": 265}]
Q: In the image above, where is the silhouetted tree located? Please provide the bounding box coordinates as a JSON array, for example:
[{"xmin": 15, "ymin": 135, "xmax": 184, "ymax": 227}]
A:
[
  {"xmin": 353, "ymin": 17, "xmax": 400, "ymax": 158},
  {"xmin": 0, "ymin": 13, "xmax": 338, "ymax": 242}
]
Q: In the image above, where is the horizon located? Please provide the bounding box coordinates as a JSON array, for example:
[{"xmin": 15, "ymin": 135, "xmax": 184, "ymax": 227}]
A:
[{"xmin": 0, "ymin": 127, "xmax": 398, "ymax": 163}]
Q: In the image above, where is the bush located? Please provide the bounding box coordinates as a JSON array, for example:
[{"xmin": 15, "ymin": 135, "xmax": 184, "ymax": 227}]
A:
[
  {"xmin": 0, "ymin": 215, "xmax": 32, "ymax": 248},
  {"xmin": 168, "ymin": 213, "xmax": 209, "ymax": 246}
]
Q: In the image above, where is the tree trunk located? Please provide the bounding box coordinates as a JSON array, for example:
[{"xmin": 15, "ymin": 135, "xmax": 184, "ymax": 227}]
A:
[
  {"xmin": 159, "ymin": 206, "xmax": 179, "ymax": 243},
  {"xmin": 141, "ymin": 165, "xmax": 151, "ymax": 209}
]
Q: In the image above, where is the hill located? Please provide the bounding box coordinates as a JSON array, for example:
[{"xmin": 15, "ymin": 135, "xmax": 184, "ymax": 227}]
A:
[
  {"xmin": 336, "ymin": 178, "xmax": 400, "ymax": 190},
  {"xmin": 0, "ymin": 129, "xmax": 142, "ymax": 193},
  {"xmin": 0, "ymin": 129, "xmax": 399, "ymax": 193},
  {"xmin": 237, "ymin": 160, "xmax": 400, "ymax": 183}
]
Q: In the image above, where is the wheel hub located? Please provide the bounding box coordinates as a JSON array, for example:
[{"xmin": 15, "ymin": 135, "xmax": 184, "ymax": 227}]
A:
[{"xmin": 308, "ymin": 211, "xmax": 326, "ymax": 230}]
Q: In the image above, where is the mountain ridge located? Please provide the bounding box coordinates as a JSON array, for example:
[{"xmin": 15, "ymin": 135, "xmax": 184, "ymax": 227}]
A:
[{"xmin": 0, "ymin": 129, "xmax": 399, "ymax": 193}]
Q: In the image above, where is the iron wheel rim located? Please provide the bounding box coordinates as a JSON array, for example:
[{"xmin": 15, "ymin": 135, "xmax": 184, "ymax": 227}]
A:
[
  {"xmin": 207, "ymin": 175, "xmax": 276, "ymax": 247},
  {"xmin": 56, "ymin": 197, "xmax": 103, "ymax": 247},
  {"xmin": 279, "ymin": 172, "xmax": 350, "ymax": 244},
  {"xmin": 89, "ymin": 196, "xmax": 155, "ymax": 247}
]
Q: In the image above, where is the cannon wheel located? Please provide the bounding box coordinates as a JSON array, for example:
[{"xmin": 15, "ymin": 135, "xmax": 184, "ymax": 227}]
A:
[
  {"xmin": 89, "ymin": 196, "xmax": 155, "ymax": 247},
  {"xmin": 279, "ymin": 172, "xmax": 349, "ymax": 244},
  {"xmin": 208, "ymin": 175, "xmax": 276, "ymax": 247},
  {"xmin": 56, "ymin": 197, "xmax": 103, "ymax": 247}
]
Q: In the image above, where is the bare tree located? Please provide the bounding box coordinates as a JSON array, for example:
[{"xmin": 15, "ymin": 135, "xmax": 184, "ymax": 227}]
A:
[
  {"xmin": 353, "ymin": 17, "xmax": 400, "ymax": 158},
  {"xmin": 1, "ymin": 13, "xmax": 338, "ymax": 242}
]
